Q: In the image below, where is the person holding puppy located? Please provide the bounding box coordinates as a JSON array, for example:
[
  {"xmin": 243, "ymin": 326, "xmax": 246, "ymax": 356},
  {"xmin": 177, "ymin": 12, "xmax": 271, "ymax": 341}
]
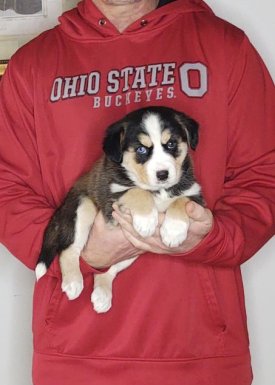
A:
[{"xmin": 0, "ymin": 1, "xmax": 274, "ymax": 385}]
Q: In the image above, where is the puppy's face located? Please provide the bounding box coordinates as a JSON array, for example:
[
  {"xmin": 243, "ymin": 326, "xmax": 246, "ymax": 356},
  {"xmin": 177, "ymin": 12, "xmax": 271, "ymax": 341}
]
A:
[{"xmin": 103, "ymin": 107, "xmax": 199, "ymax": 191}]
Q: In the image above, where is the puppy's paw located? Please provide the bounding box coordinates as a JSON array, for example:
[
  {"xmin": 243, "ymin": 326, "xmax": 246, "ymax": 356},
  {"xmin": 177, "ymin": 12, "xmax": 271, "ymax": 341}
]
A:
[
  {"xmin": 91, "ymin": 286, "xmax": 112, "ymax": 313},
  {"xmin": 62, "ymin": 274, "xmax": 84, "ymax": 300},
  {"xmin": 132, "ymin": 208, "xmax": 158, "ymax": 238},
  {"xmin": 160, "ymin": 217, "xmax": 189, "ymax": 248}
]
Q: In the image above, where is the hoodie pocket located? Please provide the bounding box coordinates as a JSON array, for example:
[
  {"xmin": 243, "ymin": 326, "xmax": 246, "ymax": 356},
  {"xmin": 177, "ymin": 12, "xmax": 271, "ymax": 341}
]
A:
[
  {"xmin": 33, "ymin": 274, "xmax": 63, "ymax": 351},
  {"xmin": 197, "ymin": 265, "xmax": 227, "ymax": 334},
  {"xmin": 34, "ymin": 257, "xmax": 229, "ymax": 359}
]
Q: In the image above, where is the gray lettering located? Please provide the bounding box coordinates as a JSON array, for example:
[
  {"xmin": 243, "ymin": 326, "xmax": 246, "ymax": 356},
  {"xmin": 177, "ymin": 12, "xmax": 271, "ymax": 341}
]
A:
[
  {"xmin": 50, "ymin": 78, "xmax": 63, "ymax": 102},
  {"xmin": 87, "ymin": 72, "xmax": 100, "ymax": 95},
  {"xmin": 179, "ymin": 63, "xmax": 207, "ymax": 97}
]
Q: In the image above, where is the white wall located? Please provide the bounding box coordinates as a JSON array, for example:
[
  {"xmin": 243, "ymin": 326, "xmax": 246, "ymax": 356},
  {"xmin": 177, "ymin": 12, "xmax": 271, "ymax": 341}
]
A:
[
  {"xmin": 0, "ymin": 1, "xmax": 274, "ymax": 385},
  {"xmin": 0, "ymin": 0, "xmax": 78, "ymax": 60}
]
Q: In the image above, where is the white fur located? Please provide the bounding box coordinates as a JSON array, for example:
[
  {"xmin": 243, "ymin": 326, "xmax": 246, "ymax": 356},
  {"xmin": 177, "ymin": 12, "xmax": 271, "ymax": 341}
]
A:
[
  {"xmin": 183, "ymin": 182, "xmax": 201, "ymax": 197},
  {"xmin": 153, "ymin": 188, "xmax": 177, "ymax": 212},
  {"xmin": 73, "ymin": 197, "xmax": 96, "ymax": 251},
  {"xmin": 91, "ymin": 257, "xmax": 137, "ymax": 313},
  {"xmin": 132, "ymin": 207, "xmax": 159, "ymax": 237},
  {"xmin": 91, "ymin": 280, "xmax": 113, "ymax": 313},
  {"xmin": 61, "ymin": 263, "xmax": 84, "ymax": 300},
  {"xmin": 142, "ymin": 113, "xmax": 186, "ymax": 189},
  {"xmin": 153, "ymin": 183, "xmax": 201, "ymax": 212},
  {"xmin": 35, "ymin": 262, "xmax": 47, "ymax": 281},
  {"xmin": 60, "ymin": 197, "xmax": 96, "ymax": 300},
  {"xmin": 110, "ymin": 183, "xmax": 131, "ymax": 193},
  {"xmin": 160, "ymin": 217, "xmax": 189, "ymax": 247}
]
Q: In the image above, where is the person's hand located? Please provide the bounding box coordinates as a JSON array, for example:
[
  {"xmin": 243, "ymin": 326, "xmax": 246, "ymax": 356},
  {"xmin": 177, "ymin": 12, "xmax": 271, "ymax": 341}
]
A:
[
  {"xmin": 112, "ymin": 201, "xmax": 213, "ymax": 255},
  {"xmin": 81, "ymin": 211, "xmax": 143, "ymax": 268}
]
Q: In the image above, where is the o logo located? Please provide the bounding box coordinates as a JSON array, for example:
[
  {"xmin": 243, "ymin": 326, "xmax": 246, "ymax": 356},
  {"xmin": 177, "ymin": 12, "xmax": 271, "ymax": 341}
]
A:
[{"xmin": 179, "ymin": 63, "xmax": 208, "ymax": 97}]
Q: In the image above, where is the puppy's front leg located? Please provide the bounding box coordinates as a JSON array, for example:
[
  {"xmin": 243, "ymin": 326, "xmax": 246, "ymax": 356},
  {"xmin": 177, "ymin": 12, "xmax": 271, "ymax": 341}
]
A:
[
  {"xmin": 91, "ymin": 257, "xmax": 138, "ymax": 313},
  {"xmin": 118, "ymin": 188, "xmax": 158, "ymax": 237},
  {"xmin": 160, "ymin": 197, "xmax": 190, "ymax": 248}
]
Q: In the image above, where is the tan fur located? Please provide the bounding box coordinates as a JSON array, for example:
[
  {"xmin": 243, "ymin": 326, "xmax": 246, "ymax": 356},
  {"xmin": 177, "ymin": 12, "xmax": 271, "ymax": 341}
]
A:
[
  {"xmin": 165, "ymin": 196, "xmax": 190, "ymax": 221},
  {"xmin": 175, "ymin": 142, "xmax": 188, "ymax": 175},
  {"xmin": 122, "ymin": 148, "xmax": 150, "ymax": 186},
  {"xmin": 161, "ymin": 129, "xmax": 171, "ymax": 144},
  {"xmin": 118, "ymin": 187, "xmax": 155, "ymax": 216},
  {"xmin": 138, "ymin": 133, "xmax": 152, "ymax": 148}
]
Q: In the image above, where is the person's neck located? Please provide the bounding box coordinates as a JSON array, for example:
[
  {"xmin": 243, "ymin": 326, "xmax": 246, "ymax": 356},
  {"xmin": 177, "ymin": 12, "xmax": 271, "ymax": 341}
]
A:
[{"xmin": 92, "ymin": 0, "xmax": 159, "ymax": 32}]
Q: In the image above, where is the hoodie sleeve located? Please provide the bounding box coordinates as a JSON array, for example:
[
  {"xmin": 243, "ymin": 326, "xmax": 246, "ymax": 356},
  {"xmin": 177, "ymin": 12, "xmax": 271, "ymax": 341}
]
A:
[
  {"xmin": 0, "ymin": 56, "xmax": 54, "ymax": 270},
  {"xmin": 182, "ymin": 36, "xmax": 275, "ymax": 268}
]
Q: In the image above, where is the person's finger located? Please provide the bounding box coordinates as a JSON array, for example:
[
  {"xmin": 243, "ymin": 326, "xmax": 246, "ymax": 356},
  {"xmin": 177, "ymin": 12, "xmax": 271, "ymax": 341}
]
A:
[
  {"xmin": 186, "ymin": 201, "xmax": 212, "ymax": 223},
  {"xmin": 112, "ymin": 205, "xmax": 133, "ymax": 224},
  {"xmin": 112, "ymin": 210, "xmax": 141, "ymax": 237},
  {"xmin": 121, "ymin": 228, "xmax": 152, "ymax": 252},
  {"xmin": 113, "ymin": 203, "xmax": 131, "ymax": 216}
]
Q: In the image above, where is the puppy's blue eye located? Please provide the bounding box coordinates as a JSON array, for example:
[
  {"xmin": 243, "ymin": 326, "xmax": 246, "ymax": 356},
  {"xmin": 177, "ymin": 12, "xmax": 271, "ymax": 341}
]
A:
[
  {"xmin": 136, "ymin": 146, "xmax": 148, "ymax": 155},
  {"xmin": 166, "ymin": 141, "xmax": 177, "ymax": 150}
]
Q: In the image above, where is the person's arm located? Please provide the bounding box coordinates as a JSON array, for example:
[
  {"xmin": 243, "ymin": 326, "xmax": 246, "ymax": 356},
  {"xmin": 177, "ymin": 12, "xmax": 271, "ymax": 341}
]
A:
[
  {"xmin": 113, "ymin": 36, "xmax": 275, "ymax": 268},
  {"xmin": 0, "ymin": 54, "xmax": 142, "ymax": 271},
  {"xmin": 0, "ymin": 57, "xmax": 55, "ymax": 269},
  {"xmin": 186, "ymin": 36, "xmax": 275, "ymax": 267}
]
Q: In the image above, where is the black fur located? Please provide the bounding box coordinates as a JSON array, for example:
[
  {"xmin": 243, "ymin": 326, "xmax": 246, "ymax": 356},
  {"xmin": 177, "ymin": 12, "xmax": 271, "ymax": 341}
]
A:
[
  {"xmin": 37, "ymin": 191, "xmax": 81, "ymax": 268},
  {"xmin": 37, "ymin": 106, "xmax": 204, "ymax": 272},
  {"xmin": 103, "ymin": 123, "xmax": 125, "ymax": 163}
]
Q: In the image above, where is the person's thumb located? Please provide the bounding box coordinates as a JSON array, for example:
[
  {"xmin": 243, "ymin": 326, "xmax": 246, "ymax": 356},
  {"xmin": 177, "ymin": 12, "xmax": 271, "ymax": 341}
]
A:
[{"xmin": 186, "ymin": 201, "xmax": 212, "ymax": 223}]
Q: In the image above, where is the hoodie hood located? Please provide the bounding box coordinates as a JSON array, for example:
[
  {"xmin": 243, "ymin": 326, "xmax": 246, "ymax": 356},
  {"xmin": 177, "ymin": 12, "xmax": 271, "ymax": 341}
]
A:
[{"xmin": 58, "ymin": 0, "xmax": 213, "ymax": 40}]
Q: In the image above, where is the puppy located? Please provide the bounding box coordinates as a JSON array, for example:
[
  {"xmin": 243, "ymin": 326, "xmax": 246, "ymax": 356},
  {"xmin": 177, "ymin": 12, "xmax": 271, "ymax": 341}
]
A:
[{"xmin": 35, "ymin": 106, "xmax": 204, "ymax": 313}]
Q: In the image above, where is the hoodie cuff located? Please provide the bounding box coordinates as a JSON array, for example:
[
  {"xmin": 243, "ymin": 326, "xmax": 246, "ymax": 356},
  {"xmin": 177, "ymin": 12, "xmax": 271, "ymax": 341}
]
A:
[
  {"xmin": 173, "ymin": 216, "xmax": 235, "ymax": 267},
  {"xmin": 80, "ymin": 257, "xmax": 109, "ymax": 275}
]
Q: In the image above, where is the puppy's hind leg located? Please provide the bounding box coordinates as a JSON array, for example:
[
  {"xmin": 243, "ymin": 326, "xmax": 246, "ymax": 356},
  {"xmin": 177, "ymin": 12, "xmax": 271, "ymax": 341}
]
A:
[
  {"xmin": 60, "ymin": 197, "xmax": 97, "ymax": 300},
  {"xmin": 91, "ymin": 257, "xmax": 138, "ymax": 313}
]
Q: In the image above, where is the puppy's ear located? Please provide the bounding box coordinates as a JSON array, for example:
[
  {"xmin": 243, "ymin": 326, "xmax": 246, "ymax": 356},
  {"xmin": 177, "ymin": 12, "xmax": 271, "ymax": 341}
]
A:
[
  {"xmin": 175, "ymin": 113, "xmax": 199, "ymax": 150},
  {"xmin": 184, "ymin": 117, "xmax": 199, "ymax": 150},
  {"xmin": 103, "ymin": 122, "xmax": 126, "ymax": 163}
]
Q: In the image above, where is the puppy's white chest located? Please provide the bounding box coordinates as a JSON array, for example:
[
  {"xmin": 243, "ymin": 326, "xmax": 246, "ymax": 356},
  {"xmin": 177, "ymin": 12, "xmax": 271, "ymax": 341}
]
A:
[{"xmin": 153, "ymin": 189, "xmax": 176, "ymax": 212}]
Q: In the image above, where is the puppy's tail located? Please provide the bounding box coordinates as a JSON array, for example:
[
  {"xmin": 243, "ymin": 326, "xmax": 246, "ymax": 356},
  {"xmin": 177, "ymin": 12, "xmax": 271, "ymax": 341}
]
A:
[
  {"xmin": 35, "ymin": 249, "xmax": 57, "ymax": 281},
  {"xmin": 35, "ymin": 210, "xmax": 67, "ymax": 281},
  {"xmin": 35, "ymin": 228, "xmax": 60, "ymax": 281},
  {"xmin": 35, "ymin": 190, "xmax": 81, "ymax": 281}
]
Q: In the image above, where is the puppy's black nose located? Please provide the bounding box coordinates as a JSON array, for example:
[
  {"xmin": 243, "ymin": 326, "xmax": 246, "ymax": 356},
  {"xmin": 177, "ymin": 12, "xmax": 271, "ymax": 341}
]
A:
[{"xmin": 156, "ymin": 170, "xmax": 169, "ymax": 181}]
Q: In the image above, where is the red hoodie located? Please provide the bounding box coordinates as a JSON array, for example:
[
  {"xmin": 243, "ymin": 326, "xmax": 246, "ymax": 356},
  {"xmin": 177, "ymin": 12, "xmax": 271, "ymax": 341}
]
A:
[{"xmin": 0, "ymin": 1, "xmax": 274, "ymax": 384}]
